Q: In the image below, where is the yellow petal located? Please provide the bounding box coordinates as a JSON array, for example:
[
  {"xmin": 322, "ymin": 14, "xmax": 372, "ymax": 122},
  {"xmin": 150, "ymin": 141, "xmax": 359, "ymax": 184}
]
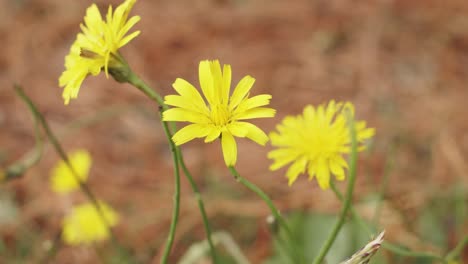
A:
[
  {"xmin": 303, "ymin": 105, "xmax": 316, "ymax": 123},
  {"xmin": 286, "ymin": 156, "xmax": 308, "ymax": 186},
  {"xmin": 204, "ymin": 126, "xmax": 222, "ymax": 143},
  {"xmin": 221, "ymin": 131, "xmax": 237, "ymax": 166},
  {"xmin": 199, "ymin": 60, "xmax": 215, "ymax": 105},
  {"xmin": 226, "ymin": 122, "xmax": 249, "ymax": 137},
  {"xmin": 234, "ymin": 94, "xmax": 272, "ymax": 113},
  {"xmin": 164, "ymin": 95, "xmax": 207, "ymax": 115},
  {"xmin": 235, "ymin": 107, "xmax": 276, "ymax": 120},
  {"xmin": 358, "ymin": 127, "xmax": 375, "ymax": 141},
  {"xmin": 210, "ymin": 60, "xmax": 223, "ymax": 103},
  {"xmin": 172, "ymin": 78, "xmax": 208, "ymax": 112},
  {"xmin": 162, "ymin": 108, "xmax": 211, "ymax": 124},
  {"xmin": 307, "ymin": 164, "xmax": 316, "ymax": 180},
  {"xmin": 221, "ymin": 64, "xmax": 232, "ymax": 105},
  {"xmin": 172, "ymin": 124, "xmax": 211, "ymax": 145},
  {"xmin": 244, "ymin": 123, "xmax": 269, "ymax": 145},
  {"xmin": 268, "ymin": 149, "xmax": 300, "ymax": 171},
  {"xmin": 119, "ymin": 29, "xmax": 140, "ymax": 48},
  {"xmin": 229, "ymin": 75, "xmax": 255, "ymax": 110},
  {"xmin": 329, "ymin": 157, "xmax": 346, "ymax": 181},
  {"xmin": 316, "ymin": 159, "xmax": 331, "ymax": 189}
]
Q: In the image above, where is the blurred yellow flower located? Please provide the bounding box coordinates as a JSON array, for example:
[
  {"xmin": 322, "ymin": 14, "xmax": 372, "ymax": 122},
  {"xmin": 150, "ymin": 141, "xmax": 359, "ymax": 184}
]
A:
[
  {"xmin": 163, "ymin": 60, "xmax": 276, "ymax": 166},
  {"xmin": 50, "ymin": 149, "xmax": 91, "ymax": 194},
  {"xmin": 62, "ymin": 201, "xmax": 119, "ymax": 245},
  {"xmin": 59, "ymin": 0, "xmax": 140, "ymax": 105},
  {"xmin": 268, "ymin": 101, "xmax": 375, "ymax": 189}
]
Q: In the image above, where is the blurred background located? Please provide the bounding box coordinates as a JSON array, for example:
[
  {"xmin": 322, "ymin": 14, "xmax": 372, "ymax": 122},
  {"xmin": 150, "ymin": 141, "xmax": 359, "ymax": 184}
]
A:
[{"xmin": 0, "ymin": 0, "xmax": 467, "ymax": 263}]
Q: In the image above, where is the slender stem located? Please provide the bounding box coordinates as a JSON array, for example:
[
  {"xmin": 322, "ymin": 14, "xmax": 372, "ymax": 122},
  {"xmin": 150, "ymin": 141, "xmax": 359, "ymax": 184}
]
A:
[
  {"xmin": 124, "ymin": 71, "xmax": 218, "ymax": 263},
  {"xmin": 4, "ymin": 86, "xmax": 44, "ymax": 181},
  {"xmin": 14, "ymin": 85, "xmax": 118, "ymax": 245},
  {"xmin": 160, "ymin": 109, "xmax": 181, "ymax": 264},
  {"xmin": 372, "ymin": 143, "xmax": 395, "ymax": 226},
  {"xmin": 227, "ymin": 166, "xmax": 302, "ymax": 264},
  {"xmin": 445, "ymin": 236, "xmax": 467, "ymax": 262},
  {"xmin": 383, "ymin": 243, "xmax": 446, "ymax": 262},
  {"xmin": 227, "ymin": 166, "xmax": 292, "ymax": 236},
  {"xmin": 273, "ymin": 232, "xmax": 297, "ymax": 264},
  {"xmin": 177, "ymin": 151, "xmax": 219, "ymax": 263},
  {"xmin": 312, "ymin": 116, "xmax": 358, "ymax": 264},
  {"xmin": 330, "ymin": 179, "xmax": 448, "ymax": 263}
]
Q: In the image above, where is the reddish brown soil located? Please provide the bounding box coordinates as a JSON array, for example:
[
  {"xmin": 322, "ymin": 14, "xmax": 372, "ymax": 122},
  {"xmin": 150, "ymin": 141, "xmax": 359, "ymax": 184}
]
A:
[{"xmin": 1, "ymin": 0, "xmax": 467, "ymax": 263}]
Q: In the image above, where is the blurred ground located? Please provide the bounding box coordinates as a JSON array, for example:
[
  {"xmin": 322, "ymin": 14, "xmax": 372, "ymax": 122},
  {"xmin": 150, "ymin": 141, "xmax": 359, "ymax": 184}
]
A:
[{"xmin": 0, "ymin": 0, "xmax": 467, "ymax": 263}]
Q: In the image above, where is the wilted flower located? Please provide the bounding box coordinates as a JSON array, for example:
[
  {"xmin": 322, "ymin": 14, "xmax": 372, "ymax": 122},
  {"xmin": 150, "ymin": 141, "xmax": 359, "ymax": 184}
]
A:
[
  {"xmin": 163, "ymin": 60, "xmax": 276, "ymax": 166},
  {"xmin": 268, "ymin": 101, "xmax": 374, "ymax": 189}
]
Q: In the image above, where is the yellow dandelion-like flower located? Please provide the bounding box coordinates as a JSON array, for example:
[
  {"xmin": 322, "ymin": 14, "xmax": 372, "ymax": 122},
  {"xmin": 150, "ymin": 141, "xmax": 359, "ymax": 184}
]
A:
[
  {"xmin": 50, "ymin": 149, "xmax": 92, "ymax": 194},
  {"xmin": 59, "ymin": 0, "xmax": 140, "ymax": 105},
  {"xmin": 268, "ymin": 101, "xmax": 375, "ymax": 189},
  {"xmin": 62, "ymin": 201, "xmax": 119, "ymax": 245},
  {"xmin": 163, "ymin": 60, "xmax": 276, "ymax": 166}
]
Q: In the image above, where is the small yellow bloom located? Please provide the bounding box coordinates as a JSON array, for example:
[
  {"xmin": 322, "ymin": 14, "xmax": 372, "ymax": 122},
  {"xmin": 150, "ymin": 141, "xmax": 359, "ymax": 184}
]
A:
[
  {"xmin": 163, "ymin": 60, "xmax": 276, "ymax": 166},
  {"xmin": 62, "ymin": 201, "xmax": 119, "ymax": 245},
  {"xmin": 59, "ymin": 0, "xmax": 140, "ymax": 105},
  {"xmin": 268, "ymin": 101, "xmax": 375, "ymax": 189},
  {"xmin": 50, "ymin": 149, "xmax": 91, "ymax": 194}
]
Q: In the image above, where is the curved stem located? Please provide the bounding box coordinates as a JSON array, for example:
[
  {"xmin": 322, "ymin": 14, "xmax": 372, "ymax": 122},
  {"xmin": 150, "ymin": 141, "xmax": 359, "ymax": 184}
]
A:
[
  {"xmin": 227, "ymin": 167, "xmax": 292, "ymax": 236},
  {"xmin": 14, "ymin": 86, "xmax": 124, "ymax": 251},
  {"xmin": 227, "ymin": 166, "xmax": 302, "ymax": 264},
  {"xmin": 312, "ymin": 116, "xmax": 358, "ymax": 264},
  {"xmin": 124, "ymin": 71, "xmax": 218, "ymax": 263}
]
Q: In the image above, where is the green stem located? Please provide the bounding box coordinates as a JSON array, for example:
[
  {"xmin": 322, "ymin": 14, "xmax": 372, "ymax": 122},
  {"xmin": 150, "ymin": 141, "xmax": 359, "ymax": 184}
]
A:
[
  {"xmin": 372, "ymin": 143, "xmax": 394, "ymax": 226},
  {"xmin": 124, "ymin": 70, "xmax": 218, "ymax": 263},
  {"xmin": 312, "ymin": 116, "xmax": 358, "ymax": 264},
  {"xmin": 4, "ymin": 85, "xmax": 44, "ymax": 181},
  {"xmin": 14, "ymin": 85, "xmax": 120, "ymax": 247},
  {"xmin": 160, "ymin": 109, "xmax": 181, "ymax": 264},
  {"xmin": 330, "ymin": 180, "xmax": 447, "ymax": 263},
  {"xmin": 445, "ymin": 236, "xmax": 467, "ymax": 262},
  {"xmin": 227, "ymin": 166, "xmax": 302, "ymax": 264},
  {"xmin": 227, "ymin": 166, "xmax": 292, "ymax": 237},
  {"xmin": 177, "ymin": 151, "xmax": 219, "ymax": 263},
  {"xmin": 383, "ymin": 243, "xmax": 446, "ymax": 262}
]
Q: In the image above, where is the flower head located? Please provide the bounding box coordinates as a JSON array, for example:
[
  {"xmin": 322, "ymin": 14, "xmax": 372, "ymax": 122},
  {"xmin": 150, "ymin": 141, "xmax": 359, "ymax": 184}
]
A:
[
  {"xmin": 268, "ymin": 101, "xmax": 375, "ymax": 189},
  {"xmin": 62, "ymin": 201, "xmax": 119, "ymax": 245},
  {"xmin": 50, "ymin": 149, "xmax": 92, "ymax": 194},
  {"xmin": 163, "ymin": 60, "xmax": 276, "ymax": 166},
  {"xmin": 59, "ymin": 0, "xmax": 140, "ymax": 105}
]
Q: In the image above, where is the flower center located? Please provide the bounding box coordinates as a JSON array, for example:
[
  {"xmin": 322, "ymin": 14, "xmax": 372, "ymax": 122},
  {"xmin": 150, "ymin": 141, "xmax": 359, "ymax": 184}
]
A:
[
  {"xmin": 303, "ymin": 125, "xmax": 342, "ymax": 161},
  {"xmin": 210, "ymin": 104, "xmax": 231, "ymax": 126}
]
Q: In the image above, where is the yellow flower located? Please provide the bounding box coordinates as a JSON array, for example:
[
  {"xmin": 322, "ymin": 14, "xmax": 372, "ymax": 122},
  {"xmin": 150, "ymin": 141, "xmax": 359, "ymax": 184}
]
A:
[
  {"xmin": 50, "ymin": 149, "xmax": 92, "ymax": 194},
  {"xmin": 62, "ymin": 201, "xmax": 119, "ymax": 245},
  {"xmin": 59, "ymin": 0, "xmax": 140, "ymax": 105},
  {"xmin": 163, "ymin": 60, "xmax": 276, "ymax": 166},
  {"xmin": 268, "ymin": 101, "xmax": 375, "ymax": 189}
]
